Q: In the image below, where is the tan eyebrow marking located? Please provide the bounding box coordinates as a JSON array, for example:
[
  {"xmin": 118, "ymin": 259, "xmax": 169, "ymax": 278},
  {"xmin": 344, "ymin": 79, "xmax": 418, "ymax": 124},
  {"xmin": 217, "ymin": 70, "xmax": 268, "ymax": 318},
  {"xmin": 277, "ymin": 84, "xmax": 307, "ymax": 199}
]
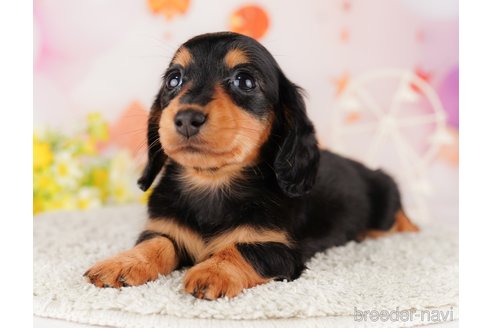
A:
[
  {"xmin": 224, "ymin": 48, "xmax": 249, "ymax": 68},
  {"xmin": 172, "ymin": 47, "xmax": 193, "ymax": 67}
]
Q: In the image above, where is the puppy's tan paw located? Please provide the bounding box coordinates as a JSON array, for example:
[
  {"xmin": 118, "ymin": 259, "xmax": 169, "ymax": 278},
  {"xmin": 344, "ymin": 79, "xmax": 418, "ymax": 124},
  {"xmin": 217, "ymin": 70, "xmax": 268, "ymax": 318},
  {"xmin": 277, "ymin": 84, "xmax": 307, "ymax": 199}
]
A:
[
  {"xmin": 84, "ymin": 253, "xmax": 159, "ymax": 288},
  {"xmin": 183, "ymin": 247, "xmax": 269, "ymax": 300},
  {"xmin": 184, "ymin": 263, "xmax": 244, "ymax": 300},
  {"xmin": 84, "ymin": 237, "xmax": 178, "ymax": 288}
]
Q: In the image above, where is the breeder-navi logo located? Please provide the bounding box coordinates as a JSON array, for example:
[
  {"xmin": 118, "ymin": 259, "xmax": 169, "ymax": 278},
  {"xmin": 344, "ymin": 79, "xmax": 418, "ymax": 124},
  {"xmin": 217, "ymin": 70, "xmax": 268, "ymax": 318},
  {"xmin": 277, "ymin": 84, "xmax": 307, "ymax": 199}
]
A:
[{"xmin": 354, "ymin": 307, "xmax": 454, "ymax": 323}]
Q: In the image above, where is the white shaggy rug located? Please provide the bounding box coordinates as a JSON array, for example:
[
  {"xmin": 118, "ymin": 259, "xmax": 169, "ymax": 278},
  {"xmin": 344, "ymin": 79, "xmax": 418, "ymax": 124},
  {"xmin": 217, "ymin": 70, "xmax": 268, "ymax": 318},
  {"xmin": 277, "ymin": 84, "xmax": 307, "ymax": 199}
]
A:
[{"xmin": 34, "ymin": 205, "xmax": 458, "ymax": 328}]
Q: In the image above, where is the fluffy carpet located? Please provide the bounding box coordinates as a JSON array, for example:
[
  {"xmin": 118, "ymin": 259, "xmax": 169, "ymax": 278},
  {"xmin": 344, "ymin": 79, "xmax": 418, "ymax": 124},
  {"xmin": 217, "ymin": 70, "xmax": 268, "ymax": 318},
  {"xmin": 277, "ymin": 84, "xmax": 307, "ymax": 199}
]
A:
[{"xmin": 34, "ymin": 205, "xmax": 458, "ymax": 328}]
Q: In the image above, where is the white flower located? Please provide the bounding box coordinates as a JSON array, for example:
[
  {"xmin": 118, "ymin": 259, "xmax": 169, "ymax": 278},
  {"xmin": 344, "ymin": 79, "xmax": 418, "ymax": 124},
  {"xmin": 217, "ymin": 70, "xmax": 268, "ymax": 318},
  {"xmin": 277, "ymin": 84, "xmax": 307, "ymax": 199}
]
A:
[
  {"xmin": 52, "ymin": 151, "xmax": 83, "ymax": 188},
  {"xmin": 76, "ymin": 187, "xmax": 101, "ymax": 210},
  {"xmin": 108, "ymin": 150, "xmax": 139, "ymax": 204}
]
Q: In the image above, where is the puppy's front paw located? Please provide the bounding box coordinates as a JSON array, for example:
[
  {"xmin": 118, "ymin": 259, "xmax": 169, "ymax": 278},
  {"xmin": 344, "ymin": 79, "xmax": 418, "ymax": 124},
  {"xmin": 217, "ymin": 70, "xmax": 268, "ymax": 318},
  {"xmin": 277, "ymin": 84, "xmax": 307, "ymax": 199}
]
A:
[
  {"xmin": 184, "ymin": 262, "xmax": 244, "ymax": 300},
  {"xmin": 183, "ymin": 247, "xmax": 269, "ymax": 300},
  {"xmin": 84, "ymin": 237, "xmax": 178, "ymax": 288},
  {"xmin": 84, "ymin": 253, "xmax": 159, "ymax": 288}
]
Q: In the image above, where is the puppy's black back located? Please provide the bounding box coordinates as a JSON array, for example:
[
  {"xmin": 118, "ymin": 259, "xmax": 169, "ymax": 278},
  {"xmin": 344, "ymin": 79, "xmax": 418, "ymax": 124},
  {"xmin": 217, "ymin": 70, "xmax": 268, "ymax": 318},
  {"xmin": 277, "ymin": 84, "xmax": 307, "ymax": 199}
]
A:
[{"xmin": 297, "ymin": 150, "xmax": 403, "ymax": 260}]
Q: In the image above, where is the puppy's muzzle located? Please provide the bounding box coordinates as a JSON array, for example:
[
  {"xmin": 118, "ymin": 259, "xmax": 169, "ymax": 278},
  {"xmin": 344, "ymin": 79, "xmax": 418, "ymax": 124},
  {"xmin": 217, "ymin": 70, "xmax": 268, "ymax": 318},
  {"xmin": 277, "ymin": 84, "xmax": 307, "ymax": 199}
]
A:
[{"xmin": 174, "ymin": 109, "xmax": 207, "ymax": 138}]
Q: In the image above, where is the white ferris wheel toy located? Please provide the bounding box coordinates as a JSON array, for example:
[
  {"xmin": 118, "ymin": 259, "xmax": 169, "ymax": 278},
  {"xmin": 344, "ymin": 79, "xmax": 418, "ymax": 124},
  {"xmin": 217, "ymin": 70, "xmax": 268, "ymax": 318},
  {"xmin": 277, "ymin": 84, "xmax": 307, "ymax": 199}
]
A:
[{"xmin": 330, "ymin": 69, "xmax": 451, "ymax": 223}]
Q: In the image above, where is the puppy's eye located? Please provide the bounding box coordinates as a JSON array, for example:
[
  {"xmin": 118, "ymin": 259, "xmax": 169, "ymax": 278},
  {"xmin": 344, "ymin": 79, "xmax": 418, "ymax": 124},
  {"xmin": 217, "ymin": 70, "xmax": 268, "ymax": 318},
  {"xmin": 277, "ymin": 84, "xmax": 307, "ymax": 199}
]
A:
[
  {"xmin": 233, "ymin": 72, "xmax": 255, "ymax": 91},
  {"xmin": 166, "ymin": 72, "xmax": 182, "ymax": 90}
]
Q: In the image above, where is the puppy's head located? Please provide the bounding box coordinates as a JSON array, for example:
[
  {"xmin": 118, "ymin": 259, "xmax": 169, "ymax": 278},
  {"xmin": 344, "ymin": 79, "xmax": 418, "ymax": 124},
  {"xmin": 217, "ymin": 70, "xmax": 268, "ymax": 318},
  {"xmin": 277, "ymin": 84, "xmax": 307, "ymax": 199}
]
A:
[{"xmin": 139, "ymin": 32, "xmax": 319, "ymax": 197}]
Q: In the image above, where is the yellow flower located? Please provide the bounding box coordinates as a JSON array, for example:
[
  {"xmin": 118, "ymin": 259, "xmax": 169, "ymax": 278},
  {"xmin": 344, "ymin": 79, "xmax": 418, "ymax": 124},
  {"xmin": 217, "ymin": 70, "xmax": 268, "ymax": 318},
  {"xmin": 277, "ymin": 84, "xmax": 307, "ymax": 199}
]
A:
[
  {"xmin": 41, "ymin": 192, "xmax": 75, "ymax": 212},
  {"xmin": 81, "ymin": 139, "xmax": 96, "ymax": 155},
  {"xmin": 64, "ymin": 137, "xmax": 96, "ymax": 156},
  {"xmin": 90, "ymin": 167, "xmax": 109, "ymax": 201},
  {"xmin": 112, "ymin": 183, "xmax": 131, "ymax": 203},
  {"xmin": 87, "ymin": 112, "xmax": 109, "ymax": 142},
  {"xmin": 33, "ymin": 136, "xmax": 53, "ymax": 170},
  {"xmin": 33, "ymin": 196, "xmax": 44, "ymax": 215},
  {"xmin": 92, "ymin": 168, "xmax": 109, "ymax": 187},
  {"xmin": 76, "ymin": 187, "xmax": 101, "ymax": 210},
  {"xmin": 34, "ymin": 172, "xmax": 60, "ymax": 195},
  {"xmin": 33, "ymin": 118, "xmax": 144, "ymax": 214},
  {"xmin": 107, "ymin": 151, "xmax": 139, "ymax": 203},
  {"xmin": 52, "ymin": 152, "xmax": 83, "ymax": 188}
]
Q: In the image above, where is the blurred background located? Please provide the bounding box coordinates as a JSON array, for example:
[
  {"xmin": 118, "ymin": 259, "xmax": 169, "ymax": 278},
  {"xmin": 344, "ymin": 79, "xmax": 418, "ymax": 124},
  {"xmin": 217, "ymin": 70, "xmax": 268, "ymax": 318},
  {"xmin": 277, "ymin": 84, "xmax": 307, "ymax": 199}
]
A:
[{"xmin": 33, "ymin": 0, "xmax": 458, "ymax": 225}]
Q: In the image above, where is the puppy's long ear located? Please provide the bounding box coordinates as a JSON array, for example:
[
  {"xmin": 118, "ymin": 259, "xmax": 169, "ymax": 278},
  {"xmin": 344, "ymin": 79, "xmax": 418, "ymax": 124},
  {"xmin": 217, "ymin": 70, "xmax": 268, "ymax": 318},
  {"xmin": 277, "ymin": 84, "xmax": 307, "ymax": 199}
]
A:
[
  {"xmin": 274, "ymin": 73, "xmax": 320, "ymax": 197},
  {"xmin": 137, "ymin": 90, "xmax": 167, "ymax": 191}
]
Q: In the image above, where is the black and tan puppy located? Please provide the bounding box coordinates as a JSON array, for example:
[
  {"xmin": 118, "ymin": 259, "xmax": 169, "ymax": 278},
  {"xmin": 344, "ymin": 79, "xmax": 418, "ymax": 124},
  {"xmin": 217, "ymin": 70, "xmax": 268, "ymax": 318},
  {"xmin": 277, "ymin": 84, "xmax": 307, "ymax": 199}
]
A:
[{"xmin": 84, "ymin": 32, "xmax": 419, "ymax": 300}]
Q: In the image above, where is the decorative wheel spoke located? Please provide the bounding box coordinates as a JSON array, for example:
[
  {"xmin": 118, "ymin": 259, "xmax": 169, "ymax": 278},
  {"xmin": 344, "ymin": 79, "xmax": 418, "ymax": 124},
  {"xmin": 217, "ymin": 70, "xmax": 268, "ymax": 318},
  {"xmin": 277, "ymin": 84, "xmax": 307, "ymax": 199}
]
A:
[
  {"xmin": 387, "ymin": 75, "xmax": 410, "ymax": 116},
  {"xmin": 391, "ymin": 130, "xmax": 420, "ymax": 171},
  {"xmin": 396, "ymin": 114, "xmax": 444, "ymax": 128},
  {"xmin": 353, "ymin": 88, "xmax": 384, "ymax": 118},
  {"xmin": 338, "ymin": 122, "xmax": 378, "ymax": 135},
  {"xmin": 390, "ymin": 132, "xmax": 417, "ymax": 185}
]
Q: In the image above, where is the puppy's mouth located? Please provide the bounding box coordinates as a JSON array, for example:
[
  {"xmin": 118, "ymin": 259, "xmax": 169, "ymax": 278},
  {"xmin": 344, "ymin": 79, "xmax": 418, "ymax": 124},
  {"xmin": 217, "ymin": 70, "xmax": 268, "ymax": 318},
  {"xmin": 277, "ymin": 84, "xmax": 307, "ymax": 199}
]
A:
[
  {"xmin": 166, "ymin": 142, "xmax": 234, "ymax": 157},
  {"xmin": 180, "ymin": 145, "xmax": 203, "ymax": 153}
]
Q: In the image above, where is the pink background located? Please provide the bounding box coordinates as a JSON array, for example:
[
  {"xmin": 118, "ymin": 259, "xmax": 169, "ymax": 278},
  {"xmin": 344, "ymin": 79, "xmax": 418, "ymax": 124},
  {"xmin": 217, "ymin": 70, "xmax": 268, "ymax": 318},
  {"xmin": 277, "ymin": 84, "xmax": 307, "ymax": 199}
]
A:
[{"xmin": 33, "ymin": 0, "xmax": 458, "ymax": 223}]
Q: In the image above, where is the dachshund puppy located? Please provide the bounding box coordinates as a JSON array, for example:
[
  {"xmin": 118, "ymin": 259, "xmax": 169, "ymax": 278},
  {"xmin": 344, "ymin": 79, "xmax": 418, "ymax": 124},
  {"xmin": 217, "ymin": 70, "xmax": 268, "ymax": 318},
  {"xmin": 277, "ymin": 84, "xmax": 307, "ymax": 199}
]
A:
[{"xmin": 85, "ymin": 32, "xmax": 419, "ymax": 299}]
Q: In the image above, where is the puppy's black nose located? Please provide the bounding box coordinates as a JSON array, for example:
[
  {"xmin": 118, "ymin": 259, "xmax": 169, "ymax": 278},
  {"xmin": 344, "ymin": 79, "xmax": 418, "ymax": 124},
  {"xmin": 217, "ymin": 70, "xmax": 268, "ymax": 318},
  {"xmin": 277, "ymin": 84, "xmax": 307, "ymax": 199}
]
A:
[{"xmin": 174, "ymin": 109, "xmax": 207, "ymax": 138}]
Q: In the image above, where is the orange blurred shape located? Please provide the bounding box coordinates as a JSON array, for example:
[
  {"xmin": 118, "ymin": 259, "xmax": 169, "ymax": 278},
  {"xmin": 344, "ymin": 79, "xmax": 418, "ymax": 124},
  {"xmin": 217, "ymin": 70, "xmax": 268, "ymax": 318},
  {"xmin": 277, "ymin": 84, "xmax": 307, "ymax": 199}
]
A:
[
  {"xmin": 410, "ymin": 68, "xmax": 432, "ymax": 94},
  {"xmin": 340, "ymin": 28, "xmax": 350, "ymax": 42},
  {"xmin": 147, "ymin": 0, "xmax": 190, "ymax": 20},
  {"xmin": 108, "ymin": 101, "xmax": 149, "ymax": 158},
  {"xmin": 333, "ymin": 72, "xmax": 350, "ymax": 97},
  {"xmin": 230, "ymin": 5, "xmax": 269, "ymax": 40},
  {"xmin": 342, "ymin": 0, "xmax": 352, "ymax": 12},
  {"xmin": 437, "ymin": 126, "xmax": 459, "ymax": 166},
  {"xmin": 344, "ymin": 111, "xmax": 360, "ymax": 124}
]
